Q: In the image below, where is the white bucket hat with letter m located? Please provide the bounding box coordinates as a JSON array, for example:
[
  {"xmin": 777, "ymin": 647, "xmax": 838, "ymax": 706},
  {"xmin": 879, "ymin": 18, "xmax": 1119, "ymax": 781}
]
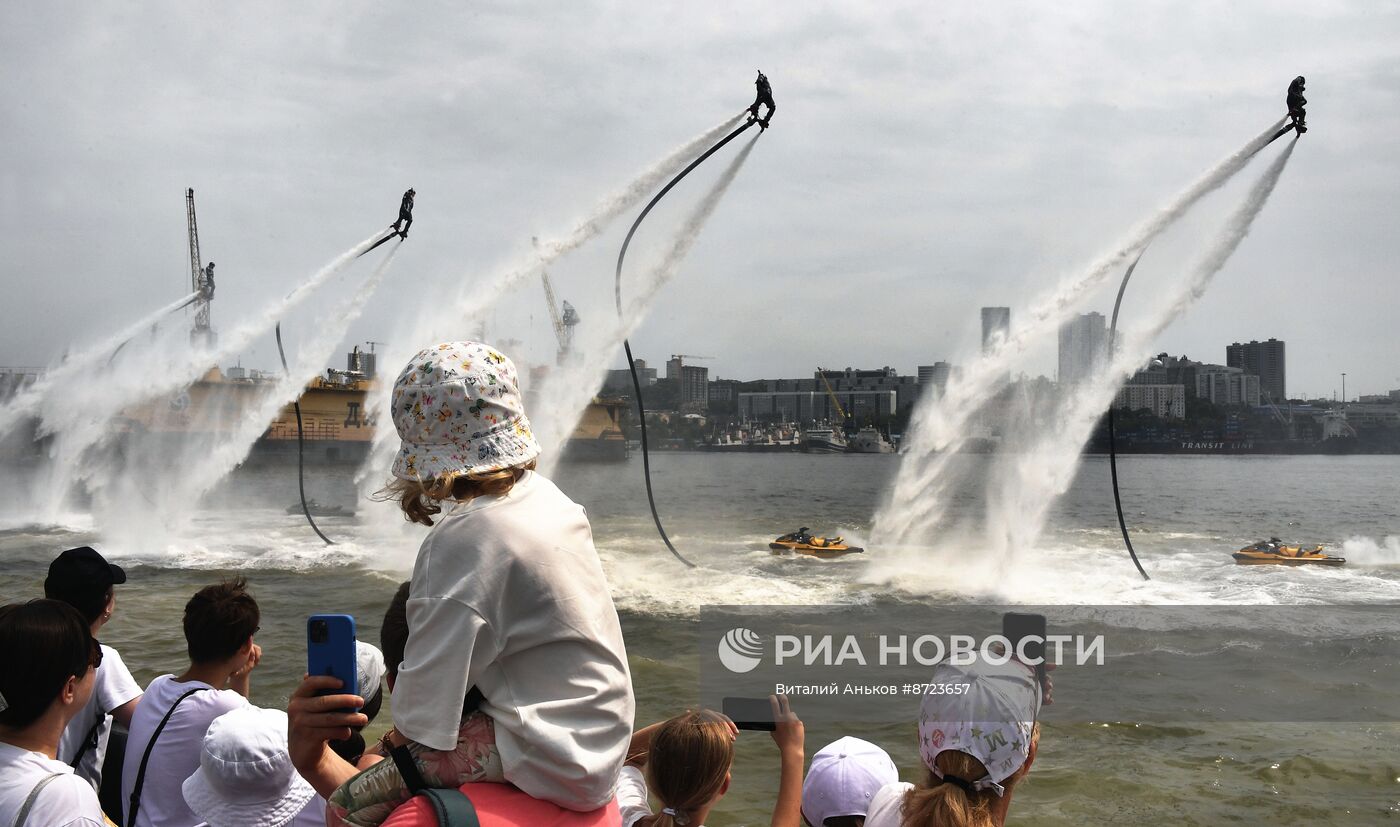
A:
[{"xmin": 390, "ymin": 341, "xmax": 541, "ymax": 482}]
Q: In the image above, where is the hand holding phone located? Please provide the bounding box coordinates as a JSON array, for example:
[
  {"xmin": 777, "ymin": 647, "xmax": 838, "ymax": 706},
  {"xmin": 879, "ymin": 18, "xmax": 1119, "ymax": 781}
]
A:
[
  {"xmin": 1002, "ymin": 611, "xmax": 1049, "ymax": 703},
  {"xmin": 307, "ymin": 614, "xmax": 358, "ymax": 703},
  {"xmin": 722, "ymin": 696, "xmax": 776, "ymax": 731}
]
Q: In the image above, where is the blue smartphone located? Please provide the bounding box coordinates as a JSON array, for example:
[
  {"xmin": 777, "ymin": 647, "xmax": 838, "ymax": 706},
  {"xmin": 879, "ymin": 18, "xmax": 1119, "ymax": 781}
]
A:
[{"xmin": 307, "ymin": 614, "xmax": 358, "ymax": 701}]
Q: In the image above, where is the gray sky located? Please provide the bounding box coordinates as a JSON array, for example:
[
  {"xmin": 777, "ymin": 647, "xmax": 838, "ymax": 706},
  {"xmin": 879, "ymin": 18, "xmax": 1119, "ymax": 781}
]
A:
[{"xmin": 3, "ymin": 1, "xmax": 1398, "ymax": 399}]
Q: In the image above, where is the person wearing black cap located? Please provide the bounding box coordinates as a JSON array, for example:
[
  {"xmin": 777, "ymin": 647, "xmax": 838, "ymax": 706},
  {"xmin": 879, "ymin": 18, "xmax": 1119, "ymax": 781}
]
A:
[{"xmin": 45, "ymin": 546, "xmax": 143, "ymax": 794}]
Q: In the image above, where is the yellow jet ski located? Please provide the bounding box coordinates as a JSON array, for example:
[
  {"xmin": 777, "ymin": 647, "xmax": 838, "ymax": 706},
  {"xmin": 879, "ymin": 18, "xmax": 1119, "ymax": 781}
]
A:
[
  {"xmin": 770, "ymin": 528, "xmax": 864, "ymax": 559},
  {"xmin": 1232, "ymin": 539, "xmax": 1345, "ymax": 567}
]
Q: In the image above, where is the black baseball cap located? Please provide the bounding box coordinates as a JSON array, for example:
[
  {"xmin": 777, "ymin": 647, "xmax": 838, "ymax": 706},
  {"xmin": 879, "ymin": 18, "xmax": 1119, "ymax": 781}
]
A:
[{"xmin": 45, "ymin": 546, "xmax": 126, "ymax": 600}]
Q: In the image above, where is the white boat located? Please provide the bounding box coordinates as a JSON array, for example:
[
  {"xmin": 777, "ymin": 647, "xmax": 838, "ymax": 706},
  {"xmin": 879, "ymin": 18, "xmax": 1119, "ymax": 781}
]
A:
[
  {"xmin": 847, "ymin": 426, "xmax": 894, "ymax": 454},
  {"xmin": 802, "ymin": 426, "xmax": 848, "ymax": 453}
]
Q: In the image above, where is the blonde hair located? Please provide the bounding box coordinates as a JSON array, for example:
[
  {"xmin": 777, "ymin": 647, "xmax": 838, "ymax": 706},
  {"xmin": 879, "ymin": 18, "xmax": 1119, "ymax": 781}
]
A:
[
  {"xmin": 900, "ymin": 723, "xmax": 1040, "ymax": 827},
  {"xmin": 642, "ymin": 709, "xmax": 734, "ymax": 827},
  {"xmin": 375, "ymin": 461, "xmax": 536, "ymax": 526}
]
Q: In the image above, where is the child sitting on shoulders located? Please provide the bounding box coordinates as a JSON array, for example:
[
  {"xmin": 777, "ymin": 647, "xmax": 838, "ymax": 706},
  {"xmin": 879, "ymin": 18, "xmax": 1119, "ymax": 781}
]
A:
[{"xmin": 328, "ymin": 342, "xmax": 633, "ymax": 827}]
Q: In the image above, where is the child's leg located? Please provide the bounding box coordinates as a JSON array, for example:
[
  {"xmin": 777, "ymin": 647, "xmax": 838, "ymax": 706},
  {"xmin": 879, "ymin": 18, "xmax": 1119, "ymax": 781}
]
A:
[{"xmin": 328, "ymin": 713, "xmax": 504, "ymax": 827}]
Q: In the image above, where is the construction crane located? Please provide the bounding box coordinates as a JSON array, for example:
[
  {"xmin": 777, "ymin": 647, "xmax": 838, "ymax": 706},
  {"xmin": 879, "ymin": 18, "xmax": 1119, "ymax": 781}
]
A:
[
  {"xmin": 186, "ymin": 188, "xmax": 216, "ymax": 347},
  {"xmin": 539, "ymin": 268, "xmax": 579, "ymax": 365},
  {"xmin": 532, "ymin": 236, "xmax": 579, "ymax": 365},
  {"xmin": 816, "ymin": 367, "xmax": 848, "ymax": 422},
  {"xmin": 669, "ymin": 354, "xmax": 714, "ymax": 363}
]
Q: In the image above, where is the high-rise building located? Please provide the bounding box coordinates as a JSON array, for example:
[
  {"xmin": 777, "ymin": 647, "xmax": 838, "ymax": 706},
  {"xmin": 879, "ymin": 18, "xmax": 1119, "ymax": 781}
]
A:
[
  {"xmin": 1114, "ymin": 384, "xmax": 1186, "ymax": 419},
  {"xmin": 679, "ymin": 365, "xmax": 709, "ymax": 410},
  {"xmin": 1226, "ymin": 339, "xmax": 1286, "ymax": 402},
  {"xmin": 917, "ymin": 362, "xmax": 955, "ymax": 398},
  {"xmin": 1195, "ymin": 365, "xmax": 1261, "ymax": 407},
  {"xmin": 1057, "ymin": 312, "xmax": 1107, "ymax": 385},
  {"xmin": 981, "ymin": 307, "xmax": 1011, "ymax": 355}
]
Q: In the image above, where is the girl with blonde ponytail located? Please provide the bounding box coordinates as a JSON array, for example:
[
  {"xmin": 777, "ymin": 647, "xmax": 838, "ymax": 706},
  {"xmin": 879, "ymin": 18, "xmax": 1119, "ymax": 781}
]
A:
[{"xmin": 619, "ymin": 698, "xmax": 806, "ymax": 827}]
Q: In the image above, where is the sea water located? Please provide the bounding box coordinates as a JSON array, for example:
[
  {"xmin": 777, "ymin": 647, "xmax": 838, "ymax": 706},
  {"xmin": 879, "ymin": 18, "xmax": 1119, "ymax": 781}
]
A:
[{"xmin": 2, "ymin": 452, "xmax": 1397, "ymax": 825}]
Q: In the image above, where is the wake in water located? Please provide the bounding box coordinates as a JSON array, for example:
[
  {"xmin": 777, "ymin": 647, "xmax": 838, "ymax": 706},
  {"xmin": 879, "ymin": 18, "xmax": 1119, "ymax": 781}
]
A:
[
  {"xmin": 359, "ymin": 114, "xmax": 747, "ymax": 495},
  {"xmin": 869, "ymin": 139, "xmax": 1298, "ymax": 599},
  {"xmin": 875, "ymin": 121, "xmax": 1288, "ymax": 551},
  {"xmin": 534, "ymin": 136, "xmax": 760, "ymax": 473}
]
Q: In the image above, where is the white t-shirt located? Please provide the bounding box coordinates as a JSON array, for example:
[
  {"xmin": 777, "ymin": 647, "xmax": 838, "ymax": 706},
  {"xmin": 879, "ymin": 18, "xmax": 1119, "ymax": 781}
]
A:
[
  {"xmin": 393, "ymin": 471, "xmax": 634, "ymax": 811},
  {"xmin": 57, "ymin": 643, "xmax": 143, "ymax": 790},
  {"xmin": 616, "ymin": 765, "xmax": 707, "ymax": 827},
  {"xmin": 121, "ymin": 674, "xmax": 248, "ymax": 827},
  {"xmin": 0, "ymin": 742, "xmax": 107, "ymax": 827},
  {"xmin": 863, "ymin": 781, "xmax": 914, "ymax": 827}
]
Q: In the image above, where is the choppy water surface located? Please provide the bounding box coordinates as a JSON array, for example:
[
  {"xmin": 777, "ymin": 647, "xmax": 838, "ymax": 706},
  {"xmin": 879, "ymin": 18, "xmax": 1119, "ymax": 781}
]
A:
[{"xmin": 2, "ymin": 453, "xmax": 1398, "ymax": 824}]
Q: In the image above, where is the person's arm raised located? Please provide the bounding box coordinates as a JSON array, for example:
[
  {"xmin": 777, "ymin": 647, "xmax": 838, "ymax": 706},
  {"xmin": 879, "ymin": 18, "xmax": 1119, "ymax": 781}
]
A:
[
  {"xmin": 287, "ymin": 674, "xmax": 368, "ymax": 798},
  {"xmin": 768, "ymin": 694, "xmax": 804, "ymax": 827}
]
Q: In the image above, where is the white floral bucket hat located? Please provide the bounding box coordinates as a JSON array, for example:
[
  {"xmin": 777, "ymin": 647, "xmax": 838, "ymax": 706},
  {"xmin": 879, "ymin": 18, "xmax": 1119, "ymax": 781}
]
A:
[{"xmin": 390, "ymin": 341, "xmax": 541, "ymax": 482}]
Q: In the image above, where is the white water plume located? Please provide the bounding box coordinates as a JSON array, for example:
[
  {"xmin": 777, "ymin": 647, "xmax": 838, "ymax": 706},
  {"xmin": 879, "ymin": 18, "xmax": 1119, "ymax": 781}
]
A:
[
  {"xmin": 983, "ymin": 139, "xmax": 1298, "ymax": 567},
  {"xmin": 874, "ymin": 138, "xmax": 1297, "ymax": 590},
  {"xmin": 874, "ymin": 121, "xmax": 1288, "ymax": 548},
  {"xmin": 23, "ymin": 229, "xmax": 386, "ymax": 521},
  {"xmin": 129, "ymin": 241, "xmax": 404, "ymax": 530},
  {"xmin": 0, "ymin": 290, "xmax": 200, "ymax": 438},
  {"xmin": 533, "ymin": 136, "xmax": 760, "ymax": 475},
  {"xmin": 359, "ymin": 114, "xmax": 746, "ymax": 494}
]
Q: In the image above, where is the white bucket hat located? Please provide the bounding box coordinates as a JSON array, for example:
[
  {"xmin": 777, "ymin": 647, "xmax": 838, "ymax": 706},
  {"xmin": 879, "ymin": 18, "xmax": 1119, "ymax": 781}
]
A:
[
  {"xmin": 182, "ymin": 706, "xmax": 317, "ymax": 827},
  {"xmin": 390, "ymin": 341, "xmax": 541, "ymax": 482},
  {"xmin": 801, "ymin": 736, "xmax": 899, "ymax": 826},
  {"xmin": 357, "ymin": 640, "xmax": 386, "ymax": 700},
  {"xmin": 917, "ymin": 657, "xmax": 1041, "ymax": 797}
]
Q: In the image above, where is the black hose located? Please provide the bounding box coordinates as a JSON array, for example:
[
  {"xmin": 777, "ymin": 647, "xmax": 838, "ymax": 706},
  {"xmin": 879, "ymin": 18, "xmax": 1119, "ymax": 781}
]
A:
[
  {"xmin": 614, "ymin": 115, "xmax": 758, "ymax": 568},
  {"xmin": 275, "ymin": 322, "xmax": 334, "ymax": 546},
  {"xmin": 1107, "ymin": 250, "xmax": 1150, "ymax": 580}
]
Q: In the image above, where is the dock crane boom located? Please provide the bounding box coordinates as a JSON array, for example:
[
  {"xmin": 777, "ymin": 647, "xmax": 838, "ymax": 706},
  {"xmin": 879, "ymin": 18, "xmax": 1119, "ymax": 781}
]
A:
[
  {"xmin": 186, "ymin": 188, "xmax": 215, "ymax": 347},
  {"xmin": 533, "ymin": 239, "xmax": 578, "ymax": 364},
  {"xmin": 816, "ymin": 367, "xmax": 848, "ymax": 422}
]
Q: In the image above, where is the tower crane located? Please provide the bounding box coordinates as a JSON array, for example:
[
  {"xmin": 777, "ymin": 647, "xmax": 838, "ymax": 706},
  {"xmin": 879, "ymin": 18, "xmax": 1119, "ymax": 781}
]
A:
[{"xmin": 186, "ymin": 188, "xmax": 216, "ymax": 347}]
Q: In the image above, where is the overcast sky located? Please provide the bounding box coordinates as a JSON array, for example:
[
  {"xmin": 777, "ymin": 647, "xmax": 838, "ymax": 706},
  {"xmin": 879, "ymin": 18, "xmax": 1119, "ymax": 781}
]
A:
[{"xmin": 3, "ymin": 1, "xmax": 1398, "ymax": 399}]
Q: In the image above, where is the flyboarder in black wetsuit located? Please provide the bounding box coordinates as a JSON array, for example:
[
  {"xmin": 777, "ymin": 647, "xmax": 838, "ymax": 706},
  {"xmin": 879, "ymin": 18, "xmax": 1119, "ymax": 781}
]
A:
[
  {"xmin": 748, "ymin": 71, "xmax": 775, "ymax": 129},
  {"xmin": 202, "ymin": 262, "xmax": 215, "ymax": 299},
  {"xmin": 392, "ymin": 188, "xmax": 415, "ymax": 238},
  {"xmin": 1287, "ymin": 76, "xmax": 1307, "ymax": 134}
]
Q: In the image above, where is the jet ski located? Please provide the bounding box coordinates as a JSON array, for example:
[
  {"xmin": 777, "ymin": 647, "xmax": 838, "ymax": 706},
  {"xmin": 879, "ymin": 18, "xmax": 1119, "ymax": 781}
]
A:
[
  {"xmin": 770, "ymin": 528, "xmax": 864, "ymax": 559},
  {"xmin": 286, "ymin": 500, "xmax": 353, "ymax": 518},
  {"xmin": 1232, "ymin": 539, "xmax": 1345, "ymax": 567}
]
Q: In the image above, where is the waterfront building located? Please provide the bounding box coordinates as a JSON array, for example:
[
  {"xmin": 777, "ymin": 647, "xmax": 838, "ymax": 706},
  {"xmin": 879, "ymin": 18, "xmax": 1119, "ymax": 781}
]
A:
[
  {"xmin": 678, "ymin": 365, "xmax": 709, "ymax": 410},
  {"xmin": 1057, "ymin": 312, "xmax": 1107, "ymax": 385},
  {"xmin": 1195, "ymin": 365, "xmax": 1261, "ymax": 407},
  {"xmin": 1227, "ymin": 339, "xmax": 1286, "ymax": 402},
  {"xmin": 1114, "ymin": 383, "xmax": 1186, "ymax": 419}
]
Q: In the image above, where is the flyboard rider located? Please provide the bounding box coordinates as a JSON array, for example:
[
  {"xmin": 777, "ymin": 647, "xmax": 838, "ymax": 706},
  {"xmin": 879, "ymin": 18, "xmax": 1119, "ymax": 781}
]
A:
[
  {"xmin": 748, "ymin": 70, "xmax": 776, "ymax": 129},
  {"xmin": 392, "ymin": 188, "xmax": 415, "ymax": 239},
  {"xmin": 1287, "ymin": 76, "xmax": 1307, "ymax": 134}
]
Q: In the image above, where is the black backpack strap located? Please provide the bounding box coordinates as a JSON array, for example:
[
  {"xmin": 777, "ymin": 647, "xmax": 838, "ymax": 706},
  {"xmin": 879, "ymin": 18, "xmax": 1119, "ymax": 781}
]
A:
[
  {"xmin": 68, "ymin": 706, "xmax": 109, "ymax": 770},
  {"xmin": 126, "ymin": 688, "xmax": 206, "ymax": 825},
  {"xmin": 419, "ymin": 788, "xmax": 480, "ymax": 827},
  {"xmin": 389, "ymin": 745, "xmax": 480, "ymax": 827}
]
